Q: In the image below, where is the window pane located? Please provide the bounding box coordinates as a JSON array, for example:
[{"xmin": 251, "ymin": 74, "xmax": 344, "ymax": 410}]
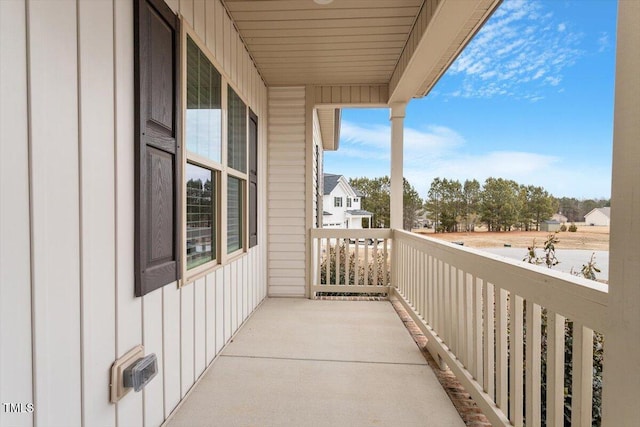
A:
[
  {"xmin": 227, "ymin": 176, "xmax": 243, "ymax": 253},
  {"xmin": 228, "ymin": 87, "xmax": 247, "ymax": 173},
  {"xmin": 186, "ymin": 36, "xmax": 222, "ymax": 162},
  {"xmin": 186, "ymin": 163, "xmax": 215, "ymax": 269}
]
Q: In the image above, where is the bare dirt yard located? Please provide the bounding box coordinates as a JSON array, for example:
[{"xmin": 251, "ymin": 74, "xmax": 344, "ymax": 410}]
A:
[{"xmin": 412, "ymin": 224, "xmax": 610, "ymax": 251}]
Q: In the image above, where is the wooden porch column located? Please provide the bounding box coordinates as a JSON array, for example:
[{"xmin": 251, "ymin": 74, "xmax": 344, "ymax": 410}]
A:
[
  {"xmin": 603, "ymin": 1, "xmax": 640, "ymax": 425},
  {"xmin": 389, "ymin": 102, "xmax": 406, "ymax": 230}
]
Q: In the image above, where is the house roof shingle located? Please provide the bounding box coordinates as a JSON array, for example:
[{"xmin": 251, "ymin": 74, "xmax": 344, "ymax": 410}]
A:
[{"xmin": 323, "ymin": 174, "xmax": 341, "ymax": 195}]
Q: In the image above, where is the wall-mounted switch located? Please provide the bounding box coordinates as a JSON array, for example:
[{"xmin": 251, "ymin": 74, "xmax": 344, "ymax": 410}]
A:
[{"xmin": 123, "ymin": 354, "xmax": 157, "ymax": 392}]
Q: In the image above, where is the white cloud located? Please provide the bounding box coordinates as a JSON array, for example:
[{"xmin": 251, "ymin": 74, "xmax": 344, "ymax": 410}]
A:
[
  {"xmin": 329, "ymin": 120, "xmax": 611, "ymax": 199},
  {"xmin": 339, "ymin": 120, "xmax": 464, "ymax": 162},
  {"xmin": 597, "ymin": 32, "xmax": 610, "ymax": 52},
  {"xmin": 445, "ymin": 0, "xmax": 584, "ymax": 100}
]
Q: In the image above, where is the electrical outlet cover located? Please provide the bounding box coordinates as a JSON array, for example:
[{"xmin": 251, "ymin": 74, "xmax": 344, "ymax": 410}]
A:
[{"xmin": 110, "ymin": 345, "xmax": 144, "ymax": 403}]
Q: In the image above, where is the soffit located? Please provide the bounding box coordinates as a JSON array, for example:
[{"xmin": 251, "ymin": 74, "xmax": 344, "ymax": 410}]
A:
[{"xmin": 223, "ymin": 0, "xmax": 423, "ymax": 86}]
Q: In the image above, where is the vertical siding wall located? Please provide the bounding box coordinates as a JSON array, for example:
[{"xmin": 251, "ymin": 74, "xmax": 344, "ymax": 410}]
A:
[
  {"xmin": 267, "ymin": 87, "xmax": 307, "ymax": 297},
  {"xmin": 0, "ymin": 1, "xmax": 267, "ymax": 426}
]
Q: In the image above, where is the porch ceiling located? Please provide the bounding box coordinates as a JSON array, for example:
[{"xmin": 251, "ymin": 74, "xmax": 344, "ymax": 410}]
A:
[
  {"xmin": 224, "ymin": 0, "xmax": 502, "ymax": 104},
  {"xmin": 223, "ymin": 0, "xmax": 423, "ymax": 86}
]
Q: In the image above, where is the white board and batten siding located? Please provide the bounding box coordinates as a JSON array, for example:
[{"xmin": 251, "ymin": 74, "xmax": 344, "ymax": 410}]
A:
[
  {"xmin": 267, "ymin": 87, "xmax": 308, "ymax": 297},
  {"xmin": 0, "ymin": 0, "xmax": 267, "ymax": 426}
]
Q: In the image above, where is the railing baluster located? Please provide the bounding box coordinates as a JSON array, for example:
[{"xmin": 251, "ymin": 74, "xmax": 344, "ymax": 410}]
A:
[
  {"xmin": 525, "ymin": 301, "xmax": 542, "ymax": 427},
  {"xmin": 354, "ymin": 239, "xmax": 360, "ymax": 286},
  {"xmin": 383, "ymin": 238, "xmax": 388, "ymax": 287},
  {"xmin": 372, "ymin": 237, "xmax": 378, "ymax": 287},
  {"xmin": 509, "ymin": 294, "xmax": 524, "ymax": 426},
  {"xmin": 444, "ymin": 262, "xmax": 451, "ymax": 346},
  {"xmin": 458, "ymin": 269, "xmax": 465, "ymax": 363},
  {"xmin": 411, "ymin": 248, "xmax": 420, "ymax": 311},
  {"xmin": 344, "ymin": 237, "xmax": 350, "ymax": 286},
  {"xmin": 465, "ymin": 273, "xmax": 473, "ymax": 370},
  {"xmin": 364, "ymin": 238, "xmax": 369, "ymax": 286},
  {"xmin": 572, "ymin": 322, "xmax": 594, "ymax": 427},
  {"xmin": 547, "ymin": 310, "xmax": 565, "ymax": 427},
  {"xmin": 336, "ymin": 238, "xmax": 342, "ymax": 285},
  {"xmin": 427, "ymin": 255, "xmax": 433, "ymax": 327},
  {"xmin": 473, "ymin": 276, "xmax": 483, "ymax": 385},
  {"xmin": 483, "ymin": 281, "xmax": 495, "ymax": 399},
  {"xmin": 495, "ymin": 287, "xmax": 508, "ymax": 411},
  {"xmin": 325, "ymin": 237, "xmax": 330, "ymax": 286},
  {"xmin": 450, "ymin": 266, "xmax": 458, "ymax": 355},
  {"xmin": 418, "ymin": 251, "xmax": 427, "ymax": 320},
  {"xmin": 315, "ymin": 237, "xmax": 321, "ymax": 289},
  {"xmin": 433, "ymin": 257, "xmax": 444, "ymax": 338}
]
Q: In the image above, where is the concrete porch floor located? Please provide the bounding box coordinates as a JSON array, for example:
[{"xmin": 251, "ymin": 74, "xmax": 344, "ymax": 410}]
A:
[{"xmin": 166, "ymin": 298, "xmax": 465, "ymax": 427}]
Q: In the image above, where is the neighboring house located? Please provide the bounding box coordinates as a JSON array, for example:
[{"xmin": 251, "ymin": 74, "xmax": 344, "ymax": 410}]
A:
[
  {"xmin": 322, "ymin": 174, "xmax": 372, "ymax": 229},
  {"xmin": 540, "ymin": 220, "xmax": 562, "ymax": 232},
  {"xmin": 552, "ymin": 213, "xmax": 568, "ymax": 223},
  {"xmin": 584, "ymin": 207, "xmax": 611, "ymax": 226}
]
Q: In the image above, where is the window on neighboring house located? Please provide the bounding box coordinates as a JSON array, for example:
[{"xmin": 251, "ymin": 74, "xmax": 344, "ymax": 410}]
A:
[
  {"xmin": 346, "ymin": 197, "xmax": 352, "ymax": 208},
  {"xmin": 334, "ymin": 197, "xmax": 342, "ymax": 207},
  {"xmin": 354, "ymin": 198, "xmax": 359, "ymax": 203}
]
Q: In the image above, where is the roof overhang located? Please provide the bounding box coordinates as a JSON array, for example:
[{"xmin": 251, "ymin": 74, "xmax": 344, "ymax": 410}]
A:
[
  {"xmin": 317, "ymin": 108, "xmax": 341, "ymax": 151},
  {"xmin": 223, "ymin": 0, "xmax": 503, "ymax": 104}
]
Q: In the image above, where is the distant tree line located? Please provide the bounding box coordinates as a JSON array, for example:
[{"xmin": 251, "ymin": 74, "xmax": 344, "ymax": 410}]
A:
[
  {"xmin": 347, "ymin": 175, "xmax": 610, "ymax": 233},
  {"xmin": 426, "ymin": 177, "xmax": 559, "ymax": 232},
  {"xmin": 348, "ymin": 176, "xmax": 423, "ymax": 231}
]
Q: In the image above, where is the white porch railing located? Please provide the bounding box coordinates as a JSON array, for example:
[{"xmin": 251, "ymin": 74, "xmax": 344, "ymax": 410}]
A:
[
  {"xmin": 310, "ymin": 228, "xmax": 392, "ymax": 295},
  {"xmin": 392, "ymin": 229, "xmax": 608, "ymax": 427},
  {"xmin": 310, "ymin": 227, "xmax": 609, "ymax": 426}
]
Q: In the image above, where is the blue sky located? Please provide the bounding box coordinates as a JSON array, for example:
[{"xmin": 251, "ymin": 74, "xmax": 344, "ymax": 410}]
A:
[{"xmin": 325, "ymin": 0, "xmax": 618, "ymax": 200}]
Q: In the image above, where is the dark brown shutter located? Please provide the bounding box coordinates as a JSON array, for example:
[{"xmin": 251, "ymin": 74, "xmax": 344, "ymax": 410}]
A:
[
  {"xmin": 248, "ymin": 109, "xmax": 258, "ymax": 248},
  {"xmin": 134, "ymin": 0, "xmax": 181, "ymax": 296}
]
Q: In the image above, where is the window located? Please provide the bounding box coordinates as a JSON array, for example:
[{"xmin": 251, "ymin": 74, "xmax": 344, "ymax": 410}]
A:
[
  {"xmin": 135, "ymin": 10, "xmax": 258, "ymax": 293},
  {"xmin": 227, "ymin": 176, "xmax": 243, "ymax": 253},
  {"xmin": 354, "ymin": 198, "xmax": 359, "ymax": 203},
  {"xmin": 334, "ymin": 197, "xmax": 342, "ymax": 207},
  {"xmin": 228, "ymin": 88, "xmax": 247, "ymax": 173},
  {"xmin": 185, "ymin": 35, "xmax": 222, "ymax": 272},
  {"xmin": 227, "ymin": 86, "xmax": 247, "ymax": 254},
  {"xmin": 186, "ymin": 163, "xmax": 215, "ymax": 269},
  {"xmin": 186, "ymin": 37, "xmax": 222, "ymax": 163},
  {"xmin": 346, "ymin": 197, "xmax": 352, "ymax": 208}
]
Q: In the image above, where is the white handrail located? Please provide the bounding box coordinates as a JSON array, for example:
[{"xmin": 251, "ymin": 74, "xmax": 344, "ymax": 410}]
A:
[{"xmin": 391, "ymin": 229, "xmax": 608, "ymax": 427}]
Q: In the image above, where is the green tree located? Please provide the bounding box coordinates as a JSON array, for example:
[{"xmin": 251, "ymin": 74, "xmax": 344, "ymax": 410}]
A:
[
  {"xmin": 403, "ymin": 178, "xmax": 424, "ymax": 231},
  {"xmin": 349, "ymin": 176, "xmax": 390, "ymax": 228},
  {"xmin": 426, "ymin": 177, "xmax": 444, "ymax": 232},
  {"xmin": 349, "ymin": 176, "xmax": 423, "ymax": 230},
  {"xmin": 480, "ymin": 177, "xmax": 520, "ymax": 231},
  {"xmin": 440, "ymin": 179, "xmax": 463, "ymax": 232},
  {"xmin": 462, "ymin": 179, "xmax": 481, "ymax": 231}
]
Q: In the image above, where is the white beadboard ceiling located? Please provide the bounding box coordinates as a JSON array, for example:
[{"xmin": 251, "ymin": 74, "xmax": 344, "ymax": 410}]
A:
[{"xmin": 223, "ymin": 0, "xmax": 424, "ymax": 86}]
